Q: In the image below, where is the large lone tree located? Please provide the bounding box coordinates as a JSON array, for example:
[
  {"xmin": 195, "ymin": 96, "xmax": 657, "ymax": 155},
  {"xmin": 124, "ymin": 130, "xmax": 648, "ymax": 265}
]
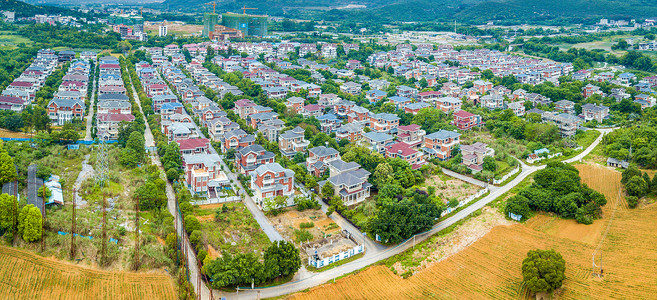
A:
[{"xmin": 522, "ymin": 249, "xmax": 566, "ymax": 294}]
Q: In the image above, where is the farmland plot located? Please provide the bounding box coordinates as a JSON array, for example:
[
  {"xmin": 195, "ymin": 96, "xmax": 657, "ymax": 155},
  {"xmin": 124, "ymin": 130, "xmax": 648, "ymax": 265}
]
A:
[
  {"xmin": 0, "ymin": 245, "xmax": 176, "ymax": 300},
  {"xmin": 289, "ymin": 164, "xmax": 657, "ymax": 299}
]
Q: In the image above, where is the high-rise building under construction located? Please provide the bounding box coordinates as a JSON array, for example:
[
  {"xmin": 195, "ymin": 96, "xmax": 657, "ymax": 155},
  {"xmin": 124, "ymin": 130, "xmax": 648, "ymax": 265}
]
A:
[
  {"xmin": 202, "ymin": 13, "xmax": 219, "ymax": 38},
  {"xmin": 221, "ymin": 12, "xmax": 267, "ymax": 37}
]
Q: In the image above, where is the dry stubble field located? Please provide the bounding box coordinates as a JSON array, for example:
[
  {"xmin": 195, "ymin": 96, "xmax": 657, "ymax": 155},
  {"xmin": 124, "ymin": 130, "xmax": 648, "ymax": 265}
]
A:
[
  {"xmin": 289, "ymin": 164, "xmax": 657, "ymax": 299},
  {"xmin": 0, "ymin": 245, "xmax": 176, "ymax": 300}
]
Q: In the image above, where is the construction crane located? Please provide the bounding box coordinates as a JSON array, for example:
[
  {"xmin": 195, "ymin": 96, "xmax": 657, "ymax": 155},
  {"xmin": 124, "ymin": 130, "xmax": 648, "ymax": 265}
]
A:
[
  {"xmin": 206, "ymin": 1, "xmax": 217, "ymax": 14},
  {"xmin": 241, "ymin": 5, "xmax": 257, "ymax": 15}
]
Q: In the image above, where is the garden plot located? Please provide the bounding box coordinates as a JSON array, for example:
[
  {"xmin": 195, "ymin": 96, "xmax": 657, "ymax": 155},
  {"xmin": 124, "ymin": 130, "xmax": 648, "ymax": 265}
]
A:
[
  {"xmin": 425, "ymin": 173, "xmax": 481, "ymax": 203},
  {"xmin": 267, "ymin": 208, "xmax": 342, "ymax": 243},
  {"xmin": 193, "ymin": 202, "xmax": 271, "ymax": 255}
]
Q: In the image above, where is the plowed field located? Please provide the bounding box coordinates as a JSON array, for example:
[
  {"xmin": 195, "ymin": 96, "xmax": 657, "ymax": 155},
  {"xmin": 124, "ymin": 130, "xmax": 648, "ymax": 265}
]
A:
[{"xmin": 0, "ymin": 245, "xmax": 176, "ymax": 300}]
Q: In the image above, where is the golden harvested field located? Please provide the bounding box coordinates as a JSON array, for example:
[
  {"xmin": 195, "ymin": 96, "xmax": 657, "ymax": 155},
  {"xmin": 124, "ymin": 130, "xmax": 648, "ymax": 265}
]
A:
[
  {"xmin": 0, "ymin": 245, "xmax": 176, "ymax": 300},
  {"xmin": 289, "ymin": 164, "xmax": 657, "ymax": 299}
]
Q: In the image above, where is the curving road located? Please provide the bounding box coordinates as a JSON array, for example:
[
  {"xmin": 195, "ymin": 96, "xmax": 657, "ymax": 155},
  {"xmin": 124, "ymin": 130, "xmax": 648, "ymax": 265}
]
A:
[{"xmin": 213, "ymin": 127, "xmax": 613, "ymax": 299}]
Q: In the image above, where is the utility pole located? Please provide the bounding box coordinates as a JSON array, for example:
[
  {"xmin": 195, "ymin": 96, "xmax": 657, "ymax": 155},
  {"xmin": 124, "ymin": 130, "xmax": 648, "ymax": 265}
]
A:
[
  {"xmin": 101, "ymin": 193, "xmax": 108, "ymax": 266},
  {"xmin": 41, "ymin": 183, "xmax": 46, "ymax": 252},
  {"xmin": 70, "ymin": 188, "xmax": 77, "ymax": 260},
  {"xmin": 134, "ymin": 196, "xmax": 140, "ymax": 271}
]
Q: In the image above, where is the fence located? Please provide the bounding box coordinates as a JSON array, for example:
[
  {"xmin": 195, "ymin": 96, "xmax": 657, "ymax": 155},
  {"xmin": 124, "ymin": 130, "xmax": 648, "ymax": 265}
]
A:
[
  {"xmin": 440, "ymin": 188, "xmax": 489, "ymax": 217},
  {"xmin": 492, "ymin": 166, "xmax": 520, "ymax": 185},
  {"xmin": 0, "ymin": 137, "xmax": 118, "ymax": 144},
  {"xmin": 190, "ymin": 196, "xmax": 240, "ymax": 206},
  {"xmin": 307, "ymin": 244, "xmax": 364, "ymax": 269}
]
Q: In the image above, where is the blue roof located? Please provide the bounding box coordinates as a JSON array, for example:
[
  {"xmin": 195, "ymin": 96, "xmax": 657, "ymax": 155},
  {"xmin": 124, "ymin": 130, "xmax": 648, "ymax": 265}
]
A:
[
  {"xmin": 367, "ymin": 89, "xmax": 387, "ymax": 96},
  {"xmin": 534, "ymin": 148, "xmax": 550, "ymax": 154},
  {"xmin": 425, "ymin": 130, "xmax": 461, "ymax": 140},
  {"xmin": 161, "ymin": 102, "xmax": 183, "ymax": 110},
  {"xmin": 317, "ymin": 113, "xmax": 338, "ymax": 121},
  {"xmin": 405, "ymin": 102, "xmax": 431, "ymax": 109},
  {"xmin": 363, "ymin": 131, "xmax": 394, "ymax": 143},
  {"xmin": 389, "ymin": 96, "xmax": 411, "ymax": 103}
]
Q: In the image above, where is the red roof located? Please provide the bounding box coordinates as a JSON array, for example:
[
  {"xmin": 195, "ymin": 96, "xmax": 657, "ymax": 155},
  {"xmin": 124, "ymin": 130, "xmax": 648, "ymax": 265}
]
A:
[
  {"xmin": 62, "ymin": 81, "xmax": 85, "ymax": 87},
  {"xmin": 398, "ymin": 124, "xmax": 421, "ymax": 131},
  {"xmin": 304, "ymin": 104, "xmax": 322, "ymax": 112},
  {"xmin": 176, "ymin": 138, "xmax": 210, "ymax": 150},
  {"xmin": 97, "ymin": 113, "xmax": 135, "ymax": 122},
  {"xmin": 99, "ymin": 64, "xmax": 120, "ymax": 69},
  {"xmin": 148, "ymin": 84, "xmax": 167, "ymax": 89},
  {"xmin": 418, "ymin": 91, "xmax": 441, "ymax": 96},
  {"xmin": 454, "ymin": 110, "xmax": 475, "ymax": 118},
  {"xmin": 386, "ymin": 142, "xmax": 418, "ymax": 157},
  {"xmin": 0, "ymin": 96, "xmax": 24, "ymax": 105},
  {"xmin": 9, "ymin": 81, "xmax": 33, "ymax": 87}
]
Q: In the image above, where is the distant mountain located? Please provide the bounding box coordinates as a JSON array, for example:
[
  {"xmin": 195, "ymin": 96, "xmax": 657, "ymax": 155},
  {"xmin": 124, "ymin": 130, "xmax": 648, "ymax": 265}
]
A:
[
  {"xmin": 157, "ymin": 0, "xmax": 657, "ymax": 25},
  {"xmin": 1, "ymin": 0, "xmax": 76, "ymax": 17}
]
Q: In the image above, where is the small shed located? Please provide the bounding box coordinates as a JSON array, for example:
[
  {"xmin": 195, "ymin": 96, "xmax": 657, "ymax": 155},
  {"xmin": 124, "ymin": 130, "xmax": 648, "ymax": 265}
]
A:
[{"xmin": 607, "ymin": 157, "xmax": 629, "ymax": 169}]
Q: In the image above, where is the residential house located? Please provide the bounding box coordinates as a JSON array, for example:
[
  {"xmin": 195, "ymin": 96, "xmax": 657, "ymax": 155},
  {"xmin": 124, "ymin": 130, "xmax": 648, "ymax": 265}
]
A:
[
  {"xmin": 396, "ymin": 124, "xmax": 426, "ymax": 148},
  {"xmin": 554, "ymin": 100, "xmax": 575, "ymax": 114},
  {"xmin": 306, "ymin": 146, "xmax": 340, "ymax": 177},
  {"xmin": 251, "ymin": 163, "xmax": 295, "ymax": 207},
  {"xmin": 452, "ymin": 110, "xmax": 483, "ymax": 130},
  {"xmin": 278, "ymin": 126, "xmax": 309, "ymax": 157},
  {"xmin": 361, "ymin": 131, "xmax": 394, "ymax": 154},
  {"xmin": 436, "ymin": 96, "xmax": 462, "ymax": 113},
  {"xmin": 461, "ymin": 142, "xmax": 495, "ymax": 173},
  {"xmin": 421, "ymin": 130, "xmax": 461, "ymax": 160},
  {"xmin": 235, "ymin": 144, "xmax": 276, "ymax": 175},
  {"xmin": 581, "ymin": 103, "xmax": 609, "ymax": 122},
  {"xmin": 385, "ymin": 142, "xmax": 425, "ymax": 169},
  {"xmin": 542, "ymin": 112, "xmax": 583, "ymax": 137}
]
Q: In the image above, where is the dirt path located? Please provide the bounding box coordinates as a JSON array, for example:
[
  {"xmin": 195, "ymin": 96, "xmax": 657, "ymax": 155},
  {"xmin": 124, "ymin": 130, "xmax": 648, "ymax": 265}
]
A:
[{"xmin": 73, "ymin": 154, "xmax": 94, "ymax": 206}]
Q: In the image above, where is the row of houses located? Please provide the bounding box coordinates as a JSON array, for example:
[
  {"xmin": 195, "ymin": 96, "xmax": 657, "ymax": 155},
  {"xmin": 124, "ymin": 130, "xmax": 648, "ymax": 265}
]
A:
[
  {"xmin": 0, "ymin": 48, "xmax": 59, "ymax": 111},
  {"xmin": 95, "ymin": 56, "xmax": 133, "ymax": 140},
  {"xmin": 47, "ymin": 58, "xmax": 92, "ymax": 125}
]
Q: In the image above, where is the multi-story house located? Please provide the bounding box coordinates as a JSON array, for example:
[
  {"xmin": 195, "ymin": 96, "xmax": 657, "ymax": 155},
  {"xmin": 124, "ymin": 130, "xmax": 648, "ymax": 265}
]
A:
[
  {"xmin": 554, "ymin": 100, "xmax": 575, "ymax": 114},
  {"xmin": 177, "ymin": 138, "xmax": 211, "ymax": 155},
  {"xmin": 235, "ymin": 144, "xmax": 276, "ymax": 175},
  {"xmin": 581, "ymin": 103, "xmax": 609, "ymax": 122},
  {"xmin": 323, "ymin": 163, "xmax": 371, "ymax": 206},
  {"xmin": 366, "ymin": 89, "xmax": 387, "ymax": 103},
  {"xmin": 306, "ymin": 146, "xmax": 340, "ymax": 177},
  {"xmin": 582, "ymin": 84, "xmax": 603, "ymax": 98},
  {"xmin": 436, "ymin": 96, "xmax": 462, "ymax": 113},
  {"xmin": 385, "ymin": 142, "xmax": 425, "ymax": 169},
  {"xmin": 417, "ymin": 91, "xmax": 441, "ymax": 103},
  {"xmin": 480, "ymin": 95, "xmax": 505, "ymax": 110},
  {"xmin": 278, "ymin": 126, "xmax": 309, "ymax": 158},
  {"xmin": 47, "ymin": 98, "xmax": 85, "ymax": 125},
  {"xmin": 396, "ymin": 85, "xmax": 418, "ymax": 99},
  {"xmin": 507, "ymin": 101, "xmax": 526, "ymax": 116},
  {"xmin": 222, "ymin": 129, "xmax": 255, "ymax": 152},
  {"xmin": 396, "ymin": 124, "xmax": 426, "ymax": 148},
  {"xmin": 541, "ymin": 112, "xmax": 583, "ymax": 137},
  {"xmin": 335, "ymin": 122, "xmax": 364, "ymax": 142},
  {"xmin": 251, "ymin": 163, "xmax": 295, "ymax": 207},
  {"xmin": 421, "ymin": 130, "xmax": 461, "ymax": 160},
  {"xmin": 96, "ymin": 113, "xmax": 135, "ymax": 140},
  {"xmin": 404, "ymin": 102, "xmax": 431, "ymax": 115},
  {"xmin": 340, "ymin": 82, "xmax": 362, "ymax": 95},
  {"xmin": 368, "ymin": 112, "xmax": 400, "ymax": 133},
  {"xmin": 182, "ymin": 153, "xmax": 224, "ymax": 195},
  {"xmin": 473, "ymin": 80, "xmax": 493, "ymax": 94},
  {"xmin": 361, "ymin": 131, "xmax": 394, "ymax": 154},
  {"xmin": 461, "ymin": 142, "xmax": 495, "ymax": 173},
  {"xmin": 452, "ymin": 110, "xmax": 483, "ymax": 130}
]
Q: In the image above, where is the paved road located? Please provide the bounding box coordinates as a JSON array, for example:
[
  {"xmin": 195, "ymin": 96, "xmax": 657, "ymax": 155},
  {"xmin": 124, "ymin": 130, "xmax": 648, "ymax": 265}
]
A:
[
  {"xmin": 441, "ymin": 167, "xmax": 498, "ymax": 190},
  {"xmin": 84, "ymin": 68, "xmax": 97, "ymax": 141},
  {"xmin": 213, "ymin": 127, "xmax": 613, "ymax": 299}
]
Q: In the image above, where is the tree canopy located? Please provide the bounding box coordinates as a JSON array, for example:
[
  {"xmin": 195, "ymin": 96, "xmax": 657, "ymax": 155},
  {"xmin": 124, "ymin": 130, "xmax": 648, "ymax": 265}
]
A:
[{"xmin": 522, "ymin": 249, "xmax": 566, "ymax": 294}]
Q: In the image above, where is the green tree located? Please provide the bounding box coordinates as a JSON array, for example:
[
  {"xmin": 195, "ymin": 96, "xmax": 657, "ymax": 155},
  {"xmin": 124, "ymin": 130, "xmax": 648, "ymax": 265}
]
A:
[
  {"xmin": 522, "ymin": 249, "xmax": 566, "ymax": 294},
  {"xmin": 626, "ymin": 195, "xmax": 638, "ymax": 208},
  {"xmin": 321, "ymin": 182, "xmax": 334, "ymax": 199},
  {"xmin": 482, "ymin": 156, "xmax": 498, "ymax": 173},
  {"xmin": 0, "ymin": 145, "xmax": 17, "ymax": 184},
  {"xmin": 263, "ymin": 240, "xmax": 301, "ymax": 279},
  {"xmin": 625, "ymin": 176, "xmax": 649, "ymax": 198},
  {"xmin": 621, "ymin": 165, "xmax": 642, "ymax": 185},
  {"xmin": 372, "ymin": 162, "xmax": 393, "ymax": 187},
  {"xmin": 0, "ymin": 193, "xmax": 18, "ymax": 234},
  {"xmin": 18, "ymin": 204, "xmax": 42, "ymax": 242},
  {"xmin": 184, "ymin": 215, "xmax": 201, "ymax": 234}
]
